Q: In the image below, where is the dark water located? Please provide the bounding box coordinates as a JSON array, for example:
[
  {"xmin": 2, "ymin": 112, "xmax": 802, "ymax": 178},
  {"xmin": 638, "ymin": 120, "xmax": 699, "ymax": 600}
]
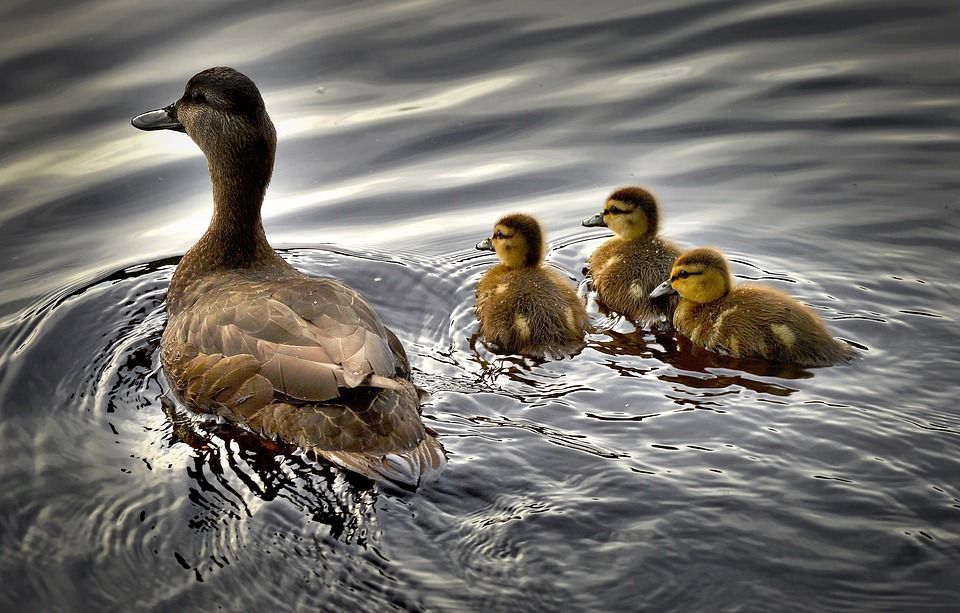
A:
[{"xmin": 2, "ymin": 0, "xmax": 959, "ymax": 610}]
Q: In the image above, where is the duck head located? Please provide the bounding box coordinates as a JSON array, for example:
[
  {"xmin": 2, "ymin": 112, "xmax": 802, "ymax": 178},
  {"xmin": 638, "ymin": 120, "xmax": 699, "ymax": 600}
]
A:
[
  {"xmin": 650, "ymin": 247, "xmax": 732, "ymax": 303},
  {"xmin": 582, "ymin": 186, "xmax": 661, "ymax": 241},
  {"xmin": 132, "ymin": 67, "xmax": 276, "ymax": 186},
  {"xmin": 476, "ymin": 213, "xmax": 545, "ymax": 269}
]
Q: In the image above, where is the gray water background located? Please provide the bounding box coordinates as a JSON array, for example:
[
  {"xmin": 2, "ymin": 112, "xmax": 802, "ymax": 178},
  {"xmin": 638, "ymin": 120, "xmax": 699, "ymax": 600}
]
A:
[{"xmin": 1, "ymin": 0, "xmax": 959, "ymax": 610}]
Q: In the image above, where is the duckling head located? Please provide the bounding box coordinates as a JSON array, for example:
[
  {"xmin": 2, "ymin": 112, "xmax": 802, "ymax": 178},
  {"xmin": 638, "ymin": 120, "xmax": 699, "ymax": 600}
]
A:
[
  {"xmin": 650, "ymin": 247, "xmax": 732, "ymax": 304},
  {"xmin": 476, "ymin": 213, "xmax": 545, "ymax": 269},
  {"xmin": 132, "ymin": 67, "xmax": 277, "ymax": 183},
  {"xmin": 582, "ymin": 186, "xmax": 660, "ymax": 241}
]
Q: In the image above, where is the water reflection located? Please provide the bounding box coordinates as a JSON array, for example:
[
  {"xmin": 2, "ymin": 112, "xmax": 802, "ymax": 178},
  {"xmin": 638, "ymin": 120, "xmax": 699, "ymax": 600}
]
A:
[
  {"xmin": 3, "ymin": 0, "xmax": 960, "ymax": 609},
  {"xmin": 162, "ymin": 399, "xmax": 380, "ymax": 544}
]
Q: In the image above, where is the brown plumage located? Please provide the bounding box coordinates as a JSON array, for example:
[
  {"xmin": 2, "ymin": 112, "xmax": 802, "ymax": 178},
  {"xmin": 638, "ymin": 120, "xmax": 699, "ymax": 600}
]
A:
[
  {"xmin": 132, "ymin": 67, "xmax": 444, "ymax": 487},
  {"xmin": 650, "ymin": 247, "xmax": 855, "ymax": 366},
  {"xmin": 475, "ymin": 214, "xmax": 589, "ymax": 356},
  {"xmin": 582, "ymin": 186, "xmax": 682, "ymax": 327}
]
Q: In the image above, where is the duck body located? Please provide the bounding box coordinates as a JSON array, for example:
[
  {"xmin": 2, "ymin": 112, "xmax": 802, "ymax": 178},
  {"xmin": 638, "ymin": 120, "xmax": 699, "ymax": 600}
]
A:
[
  {"xmin": 583, "ymin": 186, "xmax": 681, "ymax": 327},
  {"xmin": 588, "ymin": 235, "xmax": 681, "ymax": 326},
  {"xmin": 476, "ymin": 265, "xmax": 588, "ymax": 355},
  {"xmin": 159, "ymin": 271, "xmax": 434, "ymax": 475},
  {"xmin": 651, "ymin": 247, "xmax": 854, "ymax": 367},
  {"xmin": 475, "ymin": 213, "xmax": 589, "ymax": 355},
  {"xmin": 134, "ymin": 67, "xmax": 443, "ymax": 486}
]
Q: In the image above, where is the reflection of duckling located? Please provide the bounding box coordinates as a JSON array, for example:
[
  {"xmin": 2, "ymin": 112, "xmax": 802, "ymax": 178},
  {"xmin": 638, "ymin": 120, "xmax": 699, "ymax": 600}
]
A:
[
  {"xmin": 475, "ymin": 214, "xmax": 589, "ymax": 355},
  {"xmin": 131, "ymin": 67, "xmax": 444, "ymax": 487},
  {"xmin": 650, "ymin": 247, "xmax": 855, "ymax": 366},
  {"xmin": 582, "ymin": 186, "xmax": 682, "ymax": 326}
]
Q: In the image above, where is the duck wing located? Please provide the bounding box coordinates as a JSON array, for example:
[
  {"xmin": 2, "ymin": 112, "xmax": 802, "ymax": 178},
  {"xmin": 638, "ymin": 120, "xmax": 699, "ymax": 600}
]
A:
[{"xmin": 165, "ymin": 277, "xmax": 404, "ymax": 403}]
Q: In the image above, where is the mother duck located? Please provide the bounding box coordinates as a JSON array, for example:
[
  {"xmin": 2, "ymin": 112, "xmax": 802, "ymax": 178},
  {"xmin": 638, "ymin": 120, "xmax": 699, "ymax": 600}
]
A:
[{"xmin": 132, "ymin": 67, "xmax": 444, "ymax": 487}]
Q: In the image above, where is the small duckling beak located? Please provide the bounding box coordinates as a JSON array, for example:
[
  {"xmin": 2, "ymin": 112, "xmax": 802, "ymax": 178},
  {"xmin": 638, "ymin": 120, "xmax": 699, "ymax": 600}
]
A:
[
  {"xmin": 582, "ymin": 213, "xmax": 606, "ymax": 228},
  {"xmin": 650, "ymin": 278, "xmax": 677, "ymax": 298},
  {"xmin": 476, "ymin": 237, "xmax": 494, "ymax": 251},
  {"xmin": 131, "ymin": 104, "xmax": 185, "ymax": 132}
]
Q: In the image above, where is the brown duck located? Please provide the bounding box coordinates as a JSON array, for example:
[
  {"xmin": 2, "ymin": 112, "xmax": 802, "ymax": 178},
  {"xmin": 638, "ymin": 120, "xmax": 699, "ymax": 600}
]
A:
[
  {"xmin": 475, "ymin": 213, "xmax": 589, "ymax": 356},
  {"xmin": 650, "ymin": 247, "xmax": 855, "ymax": 366},
  {"xmin": 132, "ymin": 67, "xmax": 444, "ymax": 487},
  {"xmin": 582, "ymin": 186, "xmax": 682, "ymax": 328}
]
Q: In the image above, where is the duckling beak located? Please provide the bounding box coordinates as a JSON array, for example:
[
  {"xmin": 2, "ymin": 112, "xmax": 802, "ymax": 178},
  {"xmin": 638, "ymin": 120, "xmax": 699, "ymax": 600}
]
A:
[
  {"xmin": 650, "ymin": 279, "xmax": 677, "ymax": 298},
  {"xmin": 582, "ymin": 213, "xmax": 606, "ymax": 228},
  {"xmin": 476, "ymin": 237, "xmax": 494, "ymax": 251},
  {"xmin": 131, "ymin": 104, "xmax": 185, "ymax": 132}
]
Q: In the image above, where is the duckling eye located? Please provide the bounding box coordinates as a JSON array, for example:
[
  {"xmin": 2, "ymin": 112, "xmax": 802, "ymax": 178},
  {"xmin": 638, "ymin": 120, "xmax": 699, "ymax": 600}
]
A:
[
  {"xmin": 605, "ymin": 207, "xmax": 622, "ymax": 216},
  {"xmin": 678, "ymin": 270, "xmax": 690, "ymax": 279},
  {"xmin": 493, "ymin": 232, "xmax": 503, "ymax": 239}
]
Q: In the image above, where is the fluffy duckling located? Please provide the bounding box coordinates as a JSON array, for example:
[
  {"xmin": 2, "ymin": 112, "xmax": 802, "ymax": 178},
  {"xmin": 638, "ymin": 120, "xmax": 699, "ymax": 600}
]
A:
[
  {"xmin": 132, "ymin": 67, "xmax": 444, "ymax": 487},
  {"xmin": 650, "ymin": 247, "xmax": 855, "ymax": 366},
  {"xmin": 582, "ymin": 186, "xmax": 682, "ymax": 327},
  {"xmin": 475, "ymin": 214, "xmax": 589, "ymax": 355}
]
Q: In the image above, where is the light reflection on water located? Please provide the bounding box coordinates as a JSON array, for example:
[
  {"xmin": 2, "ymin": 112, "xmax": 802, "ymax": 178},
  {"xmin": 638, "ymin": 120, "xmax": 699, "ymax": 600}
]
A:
[{"xmin": 1, "ymin": 0, "xmax": 959, "ymax": 610}]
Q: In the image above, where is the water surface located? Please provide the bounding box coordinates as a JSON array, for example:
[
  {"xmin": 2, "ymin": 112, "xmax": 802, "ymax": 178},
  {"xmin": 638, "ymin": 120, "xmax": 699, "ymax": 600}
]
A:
[{"xmin": 1, "ymin": 0, "xmax": 959, "ymax": 610}]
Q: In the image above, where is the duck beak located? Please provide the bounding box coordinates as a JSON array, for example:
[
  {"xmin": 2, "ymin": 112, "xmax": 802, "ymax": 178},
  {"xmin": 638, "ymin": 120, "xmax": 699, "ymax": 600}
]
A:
[
  {"xmin": 650, "ymin": 278, "xmax": 677, "ymax": 298},
  {"xmin": 476, "ymin": 237, "xmax": 494, "ymax": 251},
  {"xmin": 131, "ymin": 103, "xmax": 185, "ymax": 132},
  {"xmin": 582, "ymin": 213, "xmax": 606, "ymax": 228}
]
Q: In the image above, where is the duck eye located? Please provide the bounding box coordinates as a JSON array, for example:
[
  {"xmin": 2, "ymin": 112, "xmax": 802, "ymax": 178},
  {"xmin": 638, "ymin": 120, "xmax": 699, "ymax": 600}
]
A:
[{"xmin": 190, "ymin": 90, "xmax": 206, "ymax": 104}]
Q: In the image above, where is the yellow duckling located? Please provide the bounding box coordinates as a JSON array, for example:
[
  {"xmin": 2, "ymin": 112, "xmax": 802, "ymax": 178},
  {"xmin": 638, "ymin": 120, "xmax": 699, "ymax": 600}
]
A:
[
  {"xmin": 475, "ymin": 214, "xmax": 589, "ymax": 355},
  {"xmin": 650, "ymin": 247, "xmax": 855, "ymax": 366},
  {"xmin": 582, "ymin": 186, "xmax": 682, "ymax": 326}
]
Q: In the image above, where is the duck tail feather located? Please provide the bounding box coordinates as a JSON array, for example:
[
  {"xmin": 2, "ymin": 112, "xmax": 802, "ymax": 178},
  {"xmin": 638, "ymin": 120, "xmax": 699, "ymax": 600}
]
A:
[{"xmin": 318, "ymin": 434, "xmax": 446, "ymax": 489}]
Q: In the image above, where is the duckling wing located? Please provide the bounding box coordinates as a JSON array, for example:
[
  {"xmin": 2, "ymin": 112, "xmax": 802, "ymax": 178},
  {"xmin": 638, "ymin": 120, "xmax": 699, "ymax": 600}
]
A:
[{"xmin": 166, "ymin": 278, "xmax": 403, "ymax": 403}]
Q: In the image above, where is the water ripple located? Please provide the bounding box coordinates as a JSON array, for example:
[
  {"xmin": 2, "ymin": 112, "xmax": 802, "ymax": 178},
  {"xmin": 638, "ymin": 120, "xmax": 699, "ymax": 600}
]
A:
[{"xmin": 2, "ymin": 0, "xmax": 960, "ymax": 610}]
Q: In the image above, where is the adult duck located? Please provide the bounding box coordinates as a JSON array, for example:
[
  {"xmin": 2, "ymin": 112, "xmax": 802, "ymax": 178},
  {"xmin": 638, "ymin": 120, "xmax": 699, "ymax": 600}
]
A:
[{"xmin": 132, "ymin": 67, "xmax": 444, "ymax": 487}]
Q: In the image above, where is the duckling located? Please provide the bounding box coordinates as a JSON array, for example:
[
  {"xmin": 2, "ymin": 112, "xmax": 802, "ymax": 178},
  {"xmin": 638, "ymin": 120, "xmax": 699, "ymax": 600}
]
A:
[
  {"xmin": 582, "ymin": 186, "xmax": 682, "ymax": 327},
  {"xmin": 650, "ymin": 247, "xmax": 855, "ymax": 366},
  {"xmin": 475, "ymin": 214, "xmax": 589, "ymax": 356},
  {"xmin": 132, "ymin": 67, "xmax": 444, "ymax": 487}
]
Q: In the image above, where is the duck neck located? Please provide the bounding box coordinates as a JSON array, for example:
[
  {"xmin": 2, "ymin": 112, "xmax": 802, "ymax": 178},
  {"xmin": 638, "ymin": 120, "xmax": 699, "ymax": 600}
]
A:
[
  {"xmin": 615, "ymin": 225, "xmax": 652, "ymax": 242},
  {"xmin": 194, "ymin": 134, "xmax": 279, "ymax": 270}
]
